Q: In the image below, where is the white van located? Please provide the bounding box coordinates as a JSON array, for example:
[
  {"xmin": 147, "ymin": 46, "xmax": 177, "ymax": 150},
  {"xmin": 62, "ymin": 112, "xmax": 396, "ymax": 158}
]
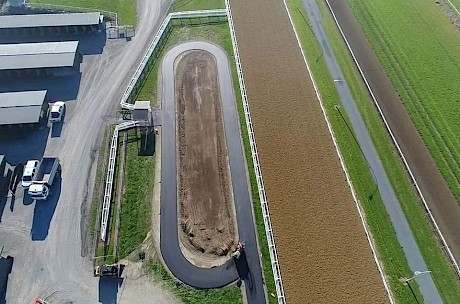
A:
[{"xmin": 22, "ymin": 160, "xmax": 40, "ymax": 188}]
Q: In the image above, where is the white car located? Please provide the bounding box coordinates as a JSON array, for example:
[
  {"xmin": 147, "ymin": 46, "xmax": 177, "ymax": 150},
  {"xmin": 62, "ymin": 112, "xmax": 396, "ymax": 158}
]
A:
[
  {"xmin": 50, "ymin": 101, "xmax": 65, "ymax": 123},
  {"xmin": 22, "ymin": 160, "xmax": 40, "ymax": 188}
]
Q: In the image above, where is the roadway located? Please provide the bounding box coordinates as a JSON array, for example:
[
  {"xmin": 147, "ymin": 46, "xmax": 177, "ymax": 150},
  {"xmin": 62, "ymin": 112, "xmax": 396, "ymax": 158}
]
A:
[
  {"xmin": 160, "ymin": 41, "xmax": 266, "ymax": 303},
  {"xmin": 0, "ymin": 0, "xmax": 173, "ymax": 302},
  {"xmin": 303, "ymin": 0, "xmax": 442, "ymax": 302}
]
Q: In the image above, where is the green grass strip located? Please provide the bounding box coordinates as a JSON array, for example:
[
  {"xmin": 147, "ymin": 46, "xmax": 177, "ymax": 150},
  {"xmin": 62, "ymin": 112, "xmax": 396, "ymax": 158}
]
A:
[
  {"xmin": 28, "ymin": 0, "xmax": 136, "ymax": 25},
  {"xmin": 147, "ymin": 260, "xmax": 242, "ymax": 303},
  {"xmin": 288, "ymin": 0, "xmax": 460, "ymax": 302},
  {"xmin": 348, "ymin": 0, "xmax": 460, "ymax": 204},
  {"xmin": 169, "ymin": 0, "xmax": 225, "ymax": 13},
  {"xmin": 118, "ymin": 129, "xmax": 155, "ymax": 258}
]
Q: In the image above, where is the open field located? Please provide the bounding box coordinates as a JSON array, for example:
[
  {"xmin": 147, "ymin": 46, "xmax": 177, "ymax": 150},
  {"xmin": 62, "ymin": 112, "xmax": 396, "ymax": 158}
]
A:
[
  {"xmin": 228, "ymin": 0, "xmax": 388, "ymax": 302},
  {"xmin": 348, "ymin": 0, "xmax": 460, "ymax": 206},
  {"xmin": 176, "ymin": 50, "xmax": 236, "ymax": 256},
  {"xmin": 327, "ymin": 0, "xmax": 460, "ymax": 300},
  {"xmin": 28, "ymin": 0, "xmax": 136, "ymax": 25}
]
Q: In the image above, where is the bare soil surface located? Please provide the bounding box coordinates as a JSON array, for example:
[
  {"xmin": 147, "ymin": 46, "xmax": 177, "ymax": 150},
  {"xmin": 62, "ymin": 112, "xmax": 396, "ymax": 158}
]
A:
[
  {"xmin": 229, "ymin": 0, "xmax": 388, "ymax": 302},
  {"xmin": 328, "ymin": 0, "xmax": 460, "ymax": 267},
  {"xmin": 176, "ymin": 50, "xmax": 236, "ymax": 258}
]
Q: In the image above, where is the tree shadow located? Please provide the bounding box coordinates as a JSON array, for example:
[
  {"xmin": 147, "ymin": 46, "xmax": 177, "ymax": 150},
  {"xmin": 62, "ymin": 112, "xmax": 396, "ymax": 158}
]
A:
[
  {"xmin": 98, "ymin": 276, "xmax": 124, "ymax": 304},
  {"xmin": 30, "ymin": 175, "xmax": 61, "ymax": 241}
]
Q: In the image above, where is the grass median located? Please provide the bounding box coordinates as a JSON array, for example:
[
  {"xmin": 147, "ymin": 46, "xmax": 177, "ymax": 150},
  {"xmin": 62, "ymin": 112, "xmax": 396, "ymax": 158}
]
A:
[
  {"xmin": 169, "ymin": 0, "xmax": 225, "ymax": 13},
  {"xmin": 286, "ymin": 0, "xmax": 460, "ymax": 302}
]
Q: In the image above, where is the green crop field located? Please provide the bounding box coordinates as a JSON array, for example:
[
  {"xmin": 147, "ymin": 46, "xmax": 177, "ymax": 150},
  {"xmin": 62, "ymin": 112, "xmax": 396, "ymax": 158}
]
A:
[
  {"xmin": 28, "ymin": 0, "xmax": 136, "ymax": 25},
  {"xmin": 287, "ymin": 0, "xmax": 460, "ymax": 302},
  {"xmin": 348, "ymin": 0, "xmax": 460, "ymax": 204}
]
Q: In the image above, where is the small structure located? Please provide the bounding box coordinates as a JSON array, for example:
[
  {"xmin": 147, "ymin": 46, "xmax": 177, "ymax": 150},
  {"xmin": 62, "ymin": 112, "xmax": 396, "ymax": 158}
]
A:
[
  {"xmin": 133, "ymin": 101, "xmax": 152, "ymax": 124},
  {"xmin": 0, "ymin": 90, "xmax": 48, "ymax": 126},
  {"xmin": 0, "ymin": 41, "xmax": 81, "ymax": 77},
  {"xmin": 0, "ymin": 12, "xmax": 104, "ymax": 37}
]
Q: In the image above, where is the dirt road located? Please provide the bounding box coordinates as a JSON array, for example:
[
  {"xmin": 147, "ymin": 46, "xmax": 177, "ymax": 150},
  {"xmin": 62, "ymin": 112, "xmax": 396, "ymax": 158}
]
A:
[
  {"xmin": 0, "ymin": 0, "xmax": 173, "ymax": 302},
  {"xmin": 327, "ymin": 0, "xmax": 460, "ymax": 269},
  {"xmin": 229, "ymin": 0, "xmax": 388, "ymax": 302},
  {"xmin": 176, "ymin": 50, "xmax": 236, "ymax": 257}
]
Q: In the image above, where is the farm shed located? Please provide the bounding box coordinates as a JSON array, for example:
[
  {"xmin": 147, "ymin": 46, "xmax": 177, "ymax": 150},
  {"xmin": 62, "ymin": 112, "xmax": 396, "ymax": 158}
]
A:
[
  {"xmin": 0, "ymin": 41, "xmax": 81, "ymax": 77},
  {"xmin": 0, "ymin": 90, "xmax": 48, "ymax": 126},
  {"xmin": 0, "ymin": 12, "xmax": 104, "ymax": 37}
]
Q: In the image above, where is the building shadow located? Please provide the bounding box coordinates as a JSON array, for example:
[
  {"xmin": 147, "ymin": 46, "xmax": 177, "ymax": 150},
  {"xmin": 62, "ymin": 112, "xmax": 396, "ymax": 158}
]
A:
[
  {"xmin": 30, "ymin": 175, "xmax": 61, "ymax": 241},
  {"xmin": 138, "ymin": 130, "xmax": 155, "ymax": 156},
  {"xmin": 7, "ymin": 163, "xmax": 23, "ymax": 212},
  {"xmin": 0, "ymin": 30, "xmax": 106, "ymax": 56},
  {"xmin": 0, "ymin": 73, "xmax": 82, "ymax": 102},
  {"xmin": 98, "ymin": 277, "xmax": 123, "ymax": 304},
  {"xmin": 0, "ymin": 255, "xmax": 13, "ymax": 304}
]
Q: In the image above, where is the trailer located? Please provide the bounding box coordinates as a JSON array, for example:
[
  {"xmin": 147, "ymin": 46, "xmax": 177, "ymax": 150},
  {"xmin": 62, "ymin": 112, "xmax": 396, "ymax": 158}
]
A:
[{"xmin": 28, "ymin": 157, "xmax": 60, "ymax": 200}]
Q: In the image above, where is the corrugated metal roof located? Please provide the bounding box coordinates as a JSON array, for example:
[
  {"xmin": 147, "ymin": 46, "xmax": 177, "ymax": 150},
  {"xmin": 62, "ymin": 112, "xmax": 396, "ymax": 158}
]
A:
[
  {"xmin": 0, "ymin": 91, "xmax": 47, "ymax": 125},
  {"xmin": 0, "ymin": 41, "xmax": 78, "ymax": 70},
  {"xmin": 0, "ymin": 12, "xmax": 101, "ymax": 29}
]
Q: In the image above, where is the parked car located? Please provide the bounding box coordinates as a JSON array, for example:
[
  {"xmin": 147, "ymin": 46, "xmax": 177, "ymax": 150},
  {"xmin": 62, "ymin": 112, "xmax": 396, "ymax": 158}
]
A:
[{"xmin": 49, "ymin": 101, "xmax": 65, "ymax": 123}]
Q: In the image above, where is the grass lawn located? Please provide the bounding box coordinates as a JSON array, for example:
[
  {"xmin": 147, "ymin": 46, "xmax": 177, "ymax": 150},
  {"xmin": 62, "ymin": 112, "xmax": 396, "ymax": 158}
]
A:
[
  {"xmin": 134, "ymin": 21, "xmax": 277, "ymax": 303},
  {"xmin": 28, "ymin": 0, "xmax": 136, "ymax": 25},
  {"xmin": 118, "ymin": 128, "xmax": 155, "ymax": 258},
  {"xmin": 288, "ymin": 0, "xmax": 460, "ymax": 302},
  {"xmin": 147, "ymin": 260, "xmax": 242, "ymax": 304},
  {"xmin": 348, "ymin": 0, "xmax": 460, "ymax": 205},
  {"xmin": 169, "ymin": 0, "xmax": 225, "ymax": 13}
]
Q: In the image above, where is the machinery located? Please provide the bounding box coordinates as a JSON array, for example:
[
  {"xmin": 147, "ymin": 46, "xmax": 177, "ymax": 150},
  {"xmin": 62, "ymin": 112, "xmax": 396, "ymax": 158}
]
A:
[
  {"xmin": 232, "ymin": 241, "xmax": 245, "ymax": 260},
  {"xmin": 94, "ymin": 264, "xmax": 119, "ymax": 277}
]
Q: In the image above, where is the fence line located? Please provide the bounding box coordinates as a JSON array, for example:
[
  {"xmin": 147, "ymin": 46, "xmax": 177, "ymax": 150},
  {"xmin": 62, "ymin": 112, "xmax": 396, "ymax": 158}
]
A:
[
  {"xmin": 101, "ymin": 9, "xmax": 226, "ymax": 241},
  {"xmin": 225, "ymin": 1, "xmax": 286, "ymax": 303},
  {"xmin": 324, "ymin": 0, "xmax": 460, "ymax": 278}
]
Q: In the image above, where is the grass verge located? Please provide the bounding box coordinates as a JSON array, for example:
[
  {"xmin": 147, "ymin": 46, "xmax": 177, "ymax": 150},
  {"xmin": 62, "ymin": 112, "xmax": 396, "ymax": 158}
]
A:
[
  {"xmin": 147, "ymin": 260, "xmax": 242, "ymax": 303},
  {"xmin": 28, "ymin": 0, "xmax": 136, "ymax": 25},
  {"xmin": 133, "ymin": 21, "xmax": 277, "ymax": 303},
  {"xmin": 348, "ymin": 0, "xmax": 460, "ymax": 204},
  {"xmin": 169, "ymin": 0, "xmax": 225, "ymax": 13},
  {"xmin": 288, "ymin": 0, "xmax": 460, "ymax": 302},
  {"xmin": 118, "ymin": 129, "xmax": 155, "ymax": 258}
]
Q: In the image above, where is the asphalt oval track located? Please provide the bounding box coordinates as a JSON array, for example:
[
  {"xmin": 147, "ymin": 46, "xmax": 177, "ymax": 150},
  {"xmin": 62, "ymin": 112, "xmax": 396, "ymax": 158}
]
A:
[{"xmin": 159, "ymin": 41, "xmax": 266, "ymax": 303}]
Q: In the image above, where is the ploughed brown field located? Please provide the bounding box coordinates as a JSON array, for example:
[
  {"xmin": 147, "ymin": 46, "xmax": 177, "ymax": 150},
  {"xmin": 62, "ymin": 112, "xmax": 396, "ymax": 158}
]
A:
[
  {"xmin": 229, "ymin": 0, "xmax": 388, "ymax": 302},
  {"xmin": 176, "ymin": 50, "xmax": 236, "ymax": 256}
]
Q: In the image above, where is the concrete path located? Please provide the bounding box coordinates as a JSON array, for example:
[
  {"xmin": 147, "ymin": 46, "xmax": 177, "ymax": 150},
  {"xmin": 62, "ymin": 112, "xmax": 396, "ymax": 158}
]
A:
[
  {"xmin": 160, "ymin": 41, "xmax": 266, "ymax": 303},
  {"xmin": 303, "ymin": 0, "xmax": 442, "ymax": 303}
]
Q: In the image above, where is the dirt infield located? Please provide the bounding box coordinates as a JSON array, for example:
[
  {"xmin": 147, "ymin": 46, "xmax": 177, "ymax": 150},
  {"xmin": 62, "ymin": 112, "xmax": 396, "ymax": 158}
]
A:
[
  {"xmin": 327, "ymin": 0, "xmax": 460, "ymax": 265},
  {"xmin": 229, "ymin": 0, "xmax": 387, "ymax": 302},
  {"xmin": 176, "ymin": 50, "xmax": 236, "ymax": 257}
]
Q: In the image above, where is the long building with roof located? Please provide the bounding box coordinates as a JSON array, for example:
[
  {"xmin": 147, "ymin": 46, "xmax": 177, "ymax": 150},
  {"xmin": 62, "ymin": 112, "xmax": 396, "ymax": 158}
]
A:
[
  {"xmin": 0, "ymin": 90, "xmax": 48, "ymax": 126},
  {"xmin": 0, "ymin": 41, "xmax": 81, "ymax": 77},
  {"xmin": 0, "ymin": 12, "xmax": 104, "ymax": 37}
]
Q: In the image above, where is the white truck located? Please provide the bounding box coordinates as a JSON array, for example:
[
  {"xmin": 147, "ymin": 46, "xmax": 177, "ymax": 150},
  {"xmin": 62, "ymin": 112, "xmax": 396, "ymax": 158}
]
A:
[{"xmin": 28, "ymin": 157, "xmax": 60, "ymax": 200}]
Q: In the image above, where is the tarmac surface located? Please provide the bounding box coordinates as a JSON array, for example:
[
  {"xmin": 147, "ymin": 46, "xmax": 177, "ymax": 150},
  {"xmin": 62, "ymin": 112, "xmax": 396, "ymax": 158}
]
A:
[
  {"xmin": 0, "ymin": 0, "xmax": 172, "ymax": 302},
  {"xmin": 304, "ymin": 0, "xmax": 442, "ymax": 302},
  {"xmin": 160, "ymin": 41, "xmax": 266, "ymax": 303}
]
